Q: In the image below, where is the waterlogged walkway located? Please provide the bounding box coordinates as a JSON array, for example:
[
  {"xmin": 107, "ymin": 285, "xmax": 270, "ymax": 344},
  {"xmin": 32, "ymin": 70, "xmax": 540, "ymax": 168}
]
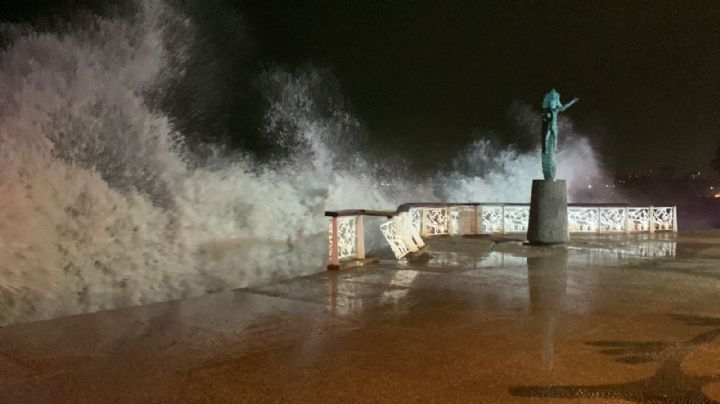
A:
[{"xmin": 1, "ymin": 232, "xmax": 720, "ymax": 403}]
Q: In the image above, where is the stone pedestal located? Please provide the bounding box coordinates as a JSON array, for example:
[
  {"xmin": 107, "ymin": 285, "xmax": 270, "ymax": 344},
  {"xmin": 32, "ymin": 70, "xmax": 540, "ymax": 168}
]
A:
[{"xmin": 527, "ymin": 179, "xmax": 568, "ymax": 244}]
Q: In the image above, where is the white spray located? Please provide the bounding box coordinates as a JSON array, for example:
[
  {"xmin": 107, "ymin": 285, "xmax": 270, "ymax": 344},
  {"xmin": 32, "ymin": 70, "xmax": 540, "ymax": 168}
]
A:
[{"xmin": 0, "ymin": 1, "xmax": 607, "ymax": 325}]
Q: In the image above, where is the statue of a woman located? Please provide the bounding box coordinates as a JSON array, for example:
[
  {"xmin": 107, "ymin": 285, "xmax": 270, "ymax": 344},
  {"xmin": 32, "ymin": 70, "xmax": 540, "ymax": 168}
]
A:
[{"xmin": 541, "ymin": 90, "xmax": 578, "ymax": 181}]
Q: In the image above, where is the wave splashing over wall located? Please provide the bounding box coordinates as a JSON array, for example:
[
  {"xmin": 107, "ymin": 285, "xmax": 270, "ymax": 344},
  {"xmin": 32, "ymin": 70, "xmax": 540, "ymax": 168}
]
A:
[
  {"xmin": 439, "ymin": 103, "xmax": 608, "ymax": 203},
  {"xmin": 0, "ymin": 1, "xmax": 396, "ymax": 325}
]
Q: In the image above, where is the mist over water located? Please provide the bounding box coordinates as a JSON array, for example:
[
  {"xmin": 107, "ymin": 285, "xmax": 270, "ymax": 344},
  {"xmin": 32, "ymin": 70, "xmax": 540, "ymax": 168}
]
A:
[{"xmin": 0, "ymin": 0, "xmax": 607, "ymax": 325}]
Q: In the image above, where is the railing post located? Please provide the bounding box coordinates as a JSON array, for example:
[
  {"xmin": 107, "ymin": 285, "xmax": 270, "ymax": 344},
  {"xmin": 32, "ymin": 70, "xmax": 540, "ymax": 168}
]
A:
[
  {"xmin": 329, "ymin": 217, "xmax": 339, "ymax": 270},
  {"xmin": 566, "ymin": 206, "xmax": 571, "ymax": 236},
  {"xmin": 355, "ymin": 215, "xmax": 365, "ymax": 260},
  {"xmin": 672, "ymin": 206, "xmax": 678, "ymax": 233},
  {"xmin": 446, "ymin": 207, "xmax": 451, "ymax": 235},
  {"xmin": 648, "ymin": 206, "xmax": 655, "ymax": 233},
  {"xmin": 420, "ymin": 208, "xmax": 428, "ymax": 237},
  {"xmin": 501, "ymin": 205, "xmax": 506, "ymax": 235},
  {"xmin": 472, "ymin": 205, "xmax": 478, "ymax": 234},
  {"xmin": 624, "ymin": 207, "xmax": 630, "ymax": 233}
]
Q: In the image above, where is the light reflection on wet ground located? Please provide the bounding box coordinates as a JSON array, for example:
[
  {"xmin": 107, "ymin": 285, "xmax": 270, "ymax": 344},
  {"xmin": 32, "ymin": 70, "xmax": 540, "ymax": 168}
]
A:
[{"xmin": 2, "ymin": 231, "xmax": 720, "ymax": 403}]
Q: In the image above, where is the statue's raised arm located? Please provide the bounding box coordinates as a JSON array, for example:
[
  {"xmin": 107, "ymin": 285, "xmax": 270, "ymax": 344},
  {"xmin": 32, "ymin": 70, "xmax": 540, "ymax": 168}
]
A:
[{"xmin": 560, "ymin": 97, "xmax": 579, "ymax": 112}]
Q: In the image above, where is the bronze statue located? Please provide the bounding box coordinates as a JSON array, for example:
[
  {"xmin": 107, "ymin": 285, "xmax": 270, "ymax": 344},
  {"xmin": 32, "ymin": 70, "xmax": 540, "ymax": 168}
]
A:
[{"xmin": 541, "ymin": 90, "xmax": 578, "ymax": 180}]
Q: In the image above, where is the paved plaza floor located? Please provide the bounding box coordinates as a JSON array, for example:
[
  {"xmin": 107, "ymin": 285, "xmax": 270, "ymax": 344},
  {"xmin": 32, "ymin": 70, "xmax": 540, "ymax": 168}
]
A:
[{"xmin": 1, "ymin": 231, "xmax": 720, "ymax": 403}]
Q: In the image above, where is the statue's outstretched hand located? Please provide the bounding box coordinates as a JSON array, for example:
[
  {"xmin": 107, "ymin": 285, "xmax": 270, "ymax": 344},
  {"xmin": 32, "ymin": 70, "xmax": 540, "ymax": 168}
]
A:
[{"xmin": 560, "ymin": 97, "xmax": 579, "ymax": 112}]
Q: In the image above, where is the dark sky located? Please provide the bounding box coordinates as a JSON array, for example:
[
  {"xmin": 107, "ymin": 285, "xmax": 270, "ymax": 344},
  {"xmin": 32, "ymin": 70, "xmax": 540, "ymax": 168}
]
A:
[
  {"xmin": 237, "ymin": 0, "xmax": 720, "ymax": 174},
  {"xmin": 2, "ymin": 0, "xmax": 720, "ymax": 175}
]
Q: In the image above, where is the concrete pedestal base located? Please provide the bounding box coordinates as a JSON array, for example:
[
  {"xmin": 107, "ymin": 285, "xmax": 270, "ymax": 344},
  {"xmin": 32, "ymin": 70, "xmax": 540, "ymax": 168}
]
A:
[{"xmin": 527, "ymin": 179, "xmax": 568, "ymax": 244}]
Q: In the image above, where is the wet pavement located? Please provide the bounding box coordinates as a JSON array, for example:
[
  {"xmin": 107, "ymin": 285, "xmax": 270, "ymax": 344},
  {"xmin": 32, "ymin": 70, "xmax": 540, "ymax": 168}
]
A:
[{"xmin": 1, "ymin": 231, "xmax": 720, "ymax": 403}]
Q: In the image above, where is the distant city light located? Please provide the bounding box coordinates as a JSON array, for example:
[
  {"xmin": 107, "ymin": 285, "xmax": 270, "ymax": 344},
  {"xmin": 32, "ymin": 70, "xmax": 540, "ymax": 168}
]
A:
[
  {"xmin": 587, "ymin": 184, "xmax": 592, "ymax": 189},
  {"xmin": 716, "ymin": 192, "xmax": 720, "ymax": 199}
]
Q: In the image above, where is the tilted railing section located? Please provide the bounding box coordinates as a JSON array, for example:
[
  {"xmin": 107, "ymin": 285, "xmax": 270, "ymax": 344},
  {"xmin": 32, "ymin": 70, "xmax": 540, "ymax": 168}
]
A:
[
  {"xmin": 325, "ymin": 210, "xmax": 421, "ymax": 269},
  {"xmin": 380, "ymin": 211, "xmax": 426, "ymax": 259},
  {"xmin": 326, "ymin": 204, "xmax": 677, "ymax": 263}
]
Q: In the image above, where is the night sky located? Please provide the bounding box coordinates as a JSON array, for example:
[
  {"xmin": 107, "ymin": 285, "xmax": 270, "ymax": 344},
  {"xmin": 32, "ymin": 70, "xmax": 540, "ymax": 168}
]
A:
[
  {"xmin": 3, "ymin": 0, "xmax": 720, "ymax": 175},
  {"xmin": 238, "ymin": 0, "xmax": 720, "ymax": 175}
]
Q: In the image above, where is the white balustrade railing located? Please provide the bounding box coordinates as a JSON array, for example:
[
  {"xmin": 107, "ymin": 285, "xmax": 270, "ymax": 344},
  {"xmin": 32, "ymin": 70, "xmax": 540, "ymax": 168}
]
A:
[
  {"xmin": 325, "ymin": 209, "xmax": 399, "ymax": 269},
  {"xmin": 327, "ymin": 204, "xmax": 677, "ymax": 265},
  {"xmin": 328, "ymin": 216, "xmax": 357, "ymax": 260},
  {"xmin": 504, "ymin": 206, "xmax": 531, "ymax": 233},
  {"xmin": 326, "ymin": 215, "xmax": 363, "ymax": 270},
  {"xmin": 422, "ymin": 208, "xmax": 450, "ymax": 236}
]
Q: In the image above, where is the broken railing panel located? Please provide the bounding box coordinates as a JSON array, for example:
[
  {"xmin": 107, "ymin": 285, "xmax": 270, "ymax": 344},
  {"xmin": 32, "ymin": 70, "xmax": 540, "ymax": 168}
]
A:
[
  {"xmin": 379, "ymin": 220, "xmax": 410, "ymax": 259},
  {"xmin": 409, "ymin": 208, "xmax": 423, "ymax": 235},
  {"xmin": 379, "ymin": 212, "xmax": 425, "ymax": 259}
]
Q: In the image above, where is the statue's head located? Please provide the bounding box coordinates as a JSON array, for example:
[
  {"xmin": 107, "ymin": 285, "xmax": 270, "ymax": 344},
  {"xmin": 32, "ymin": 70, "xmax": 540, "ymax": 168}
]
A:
[{"xmin": 543, "ymin": 89, "xmax": 561, "ymax": 109}]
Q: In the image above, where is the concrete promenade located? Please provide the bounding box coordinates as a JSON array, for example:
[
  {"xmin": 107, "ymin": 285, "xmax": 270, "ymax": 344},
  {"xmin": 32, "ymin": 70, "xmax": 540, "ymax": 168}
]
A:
[{"xmin": 1, "ymin": 231, "xmax": 720, "ymax": 403}]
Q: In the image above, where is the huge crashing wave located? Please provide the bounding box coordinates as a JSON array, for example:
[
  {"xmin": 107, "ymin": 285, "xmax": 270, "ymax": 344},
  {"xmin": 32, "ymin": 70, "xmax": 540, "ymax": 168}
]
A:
[{"xmin": 0, "ymin": 0, "xmax": 607, "ymax": 325}]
